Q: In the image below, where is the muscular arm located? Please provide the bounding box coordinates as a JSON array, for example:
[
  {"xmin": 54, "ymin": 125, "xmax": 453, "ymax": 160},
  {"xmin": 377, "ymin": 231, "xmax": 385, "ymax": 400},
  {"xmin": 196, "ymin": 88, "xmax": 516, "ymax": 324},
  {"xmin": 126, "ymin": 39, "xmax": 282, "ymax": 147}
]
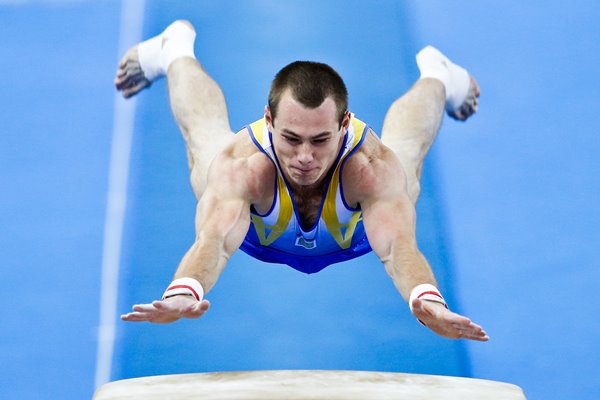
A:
[
  {"xmin": 121, "ymin": 150, "xmax": 254, "ymax": 323},
  {"xmin": 358, "ymin": 149, "xmax": 436, "ymax": 302},
  {"xmin": 354, "ymin": 140, "xmax": 488, "ymax": 341},
  {"xmin": 174, "ymin": 162, "xmax": 251, "ymax": 293}
]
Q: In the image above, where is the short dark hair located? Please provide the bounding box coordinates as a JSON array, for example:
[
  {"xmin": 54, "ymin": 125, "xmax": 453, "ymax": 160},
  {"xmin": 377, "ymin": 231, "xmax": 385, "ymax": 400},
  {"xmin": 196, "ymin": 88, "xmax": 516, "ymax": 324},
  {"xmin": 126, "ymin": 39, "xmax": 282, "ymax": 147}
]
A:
[{"xmin": 268, "ymin": 61, "xmax": 348, "ymax": 127}]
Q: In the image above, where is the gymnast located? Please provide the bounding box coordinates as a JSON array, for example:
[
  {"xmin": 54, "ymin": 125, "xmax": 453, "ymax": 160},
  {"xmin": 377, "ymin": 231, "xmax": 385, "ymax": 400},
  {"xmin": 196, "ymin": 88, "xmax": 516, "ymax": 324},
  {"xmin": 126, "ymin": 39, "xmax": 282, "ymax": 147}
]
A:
[{"xmin": 115, "ymin": 20, "xmax": 487, "ymax": 341}]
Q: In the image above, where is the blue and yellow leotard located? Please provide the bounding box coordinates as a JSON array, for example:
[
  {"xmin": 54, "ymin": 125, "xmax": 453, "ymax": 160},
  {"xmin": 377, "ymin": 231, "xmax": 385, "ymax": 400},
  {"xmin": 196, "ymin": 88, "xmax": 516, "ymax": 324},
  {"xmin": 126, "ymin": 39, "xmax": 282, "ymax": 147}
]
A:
[{"xmin": 239, "ymin": 115, "xmax": 372, "ymax": 274}]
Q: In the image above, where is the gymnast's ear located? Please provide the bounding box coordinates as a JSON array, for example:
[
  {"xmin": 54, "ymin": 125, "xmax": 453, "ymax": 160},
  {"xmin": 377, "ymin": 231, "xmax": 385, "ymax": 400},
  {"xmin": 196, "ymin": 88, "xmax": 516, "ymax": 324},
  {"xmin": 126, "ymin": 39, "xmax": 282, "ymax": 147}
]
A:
[
  {"xmin": 264, "ymin": 105, "xmax": 274, "ymax": 128},
  {"xmin": 340, "ymin": 110, "xmax": 351, "ymax": 131}
]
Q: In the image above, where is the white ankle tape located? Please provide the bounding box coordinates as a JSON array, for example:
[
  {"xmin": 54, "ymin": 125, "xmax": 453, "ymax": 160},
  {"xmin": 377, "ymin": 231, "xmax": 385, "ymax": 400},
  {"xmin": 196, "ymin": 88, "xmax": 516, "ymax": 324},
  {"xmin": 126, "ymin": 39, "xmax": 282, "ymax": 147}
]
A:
[
  {"xmin": 137, "ymin": 21, "xmax": 197, "ymax": 82},
  {"xmin": 416, "ymin": 46, "xmax": 470, "ymax": 113},
  {"xmin": 162, "ymin": 277, "xmax": 204, "ymax": 301},
  {"xmin": 162, "ymin": 21, "xmax": 196, "ymax": 72}
]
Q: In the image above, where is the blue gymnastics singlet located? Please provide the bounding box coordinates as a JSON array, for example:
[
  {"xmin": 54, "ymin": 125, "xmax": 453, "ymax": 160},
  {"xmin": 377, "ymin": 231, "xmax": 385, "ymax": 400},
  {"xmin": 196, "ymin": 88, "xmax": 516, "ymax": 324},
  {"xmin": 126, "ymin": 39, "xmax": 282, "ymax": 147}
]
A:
[{"xmin": 239, "ymin": 115, "xmax": 373, "ymax": 274}]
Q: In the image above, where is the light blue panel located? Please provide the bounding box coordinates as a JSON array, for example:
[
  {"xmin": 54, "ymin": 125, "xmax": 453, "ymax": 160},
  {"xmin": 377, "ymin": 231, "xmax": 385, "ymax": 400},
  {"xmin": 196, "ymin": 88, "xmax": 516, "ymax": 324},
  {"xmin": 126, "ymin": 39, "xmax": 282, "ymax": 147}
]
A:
[
  {"xmin": 0, "ymin": 2, "xmax": 120, "ymax": 399},
  {"xmin": 113, "ymin": 0, "xmax": 469, "ymax": 381},
  {"xmin": 411, "ymin": 1, "xmax": 600, "ymax": 399}
]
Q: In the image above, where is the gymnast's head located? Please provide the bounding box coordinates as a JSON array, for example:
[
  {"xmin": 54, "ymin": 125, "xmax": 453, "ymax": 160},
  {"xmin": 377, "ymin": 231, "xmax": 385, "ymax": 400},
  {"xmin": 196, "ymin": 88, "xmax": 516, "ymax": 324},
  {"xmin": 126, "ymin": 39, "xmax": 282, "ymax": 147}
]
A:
[
  {"xmin": 265, "ymin": 61, "xmax": 351, "ymax": 188},
  {"xmin": 267, "ymin": 61, "xmax": 348, "ymax": 129}
]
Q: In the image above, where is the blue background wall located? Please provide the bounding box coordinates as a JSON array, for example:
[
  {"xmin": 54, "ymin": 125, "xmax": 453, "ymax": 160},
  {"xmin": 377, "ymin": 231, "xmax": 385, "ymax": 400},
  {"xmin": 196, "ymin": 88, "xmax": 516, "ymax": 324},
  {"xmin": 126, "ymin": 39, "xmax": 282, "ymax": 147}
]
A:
[{"xmin": 1, "ymin": 1, "xmax": 598, "ymax": 399}]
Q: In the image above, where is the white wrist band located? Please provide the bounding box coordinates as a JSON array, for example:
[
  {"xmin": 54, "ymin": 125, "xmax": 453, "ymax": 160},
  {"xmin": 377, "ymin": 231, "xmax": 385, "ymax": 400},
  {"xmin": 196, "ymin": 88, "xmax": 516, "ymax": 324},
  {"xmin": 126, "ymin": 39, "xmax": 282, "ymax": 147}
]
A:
[
  {"xmin": 409, "ymin": 283, "xmax": 447, "ymax": 313},
  {"xmin": 162, "ymin": 277, "xmax": 204, "ymax": 301}
]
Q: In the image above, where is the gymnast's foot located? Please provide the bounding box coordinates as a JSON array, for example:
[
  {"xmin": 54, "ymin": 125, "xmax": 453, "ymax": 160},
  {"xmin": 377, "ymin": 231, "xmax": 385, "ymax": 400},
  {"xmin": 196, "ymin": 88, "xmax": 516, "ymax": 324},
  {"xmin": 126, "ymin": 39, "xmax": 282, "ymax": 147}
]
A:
[
  {"xmin": 416, "ymin": 45, "xmax": 480, "ymax": 122},
  {"xmin": 115, "ymin": 20, "xmax": 196, "ymax": 99},
  {"xmin": 448, "ymin": 76, "xmax": 480, "ymax": 121},
  {"xmin": 115, "ymin": 46, "xmax": 151, "ymax": 98}
]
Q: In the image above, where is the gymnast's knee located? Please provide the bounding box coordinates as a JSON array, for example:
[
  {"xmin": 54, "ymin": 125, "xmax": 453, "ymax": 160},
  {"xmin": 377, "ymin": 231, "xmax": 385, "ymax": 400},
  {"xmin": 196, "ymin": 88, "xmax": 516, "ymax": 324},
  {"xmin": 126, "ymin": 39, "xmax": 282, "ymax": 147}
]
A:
[
  {"xmin": 407, "ymin": 179, "xmax": 421, "ymax": 205},
  {"xmin": 189, "ymin": 166, "xmax": 207, "ymax": 200}
]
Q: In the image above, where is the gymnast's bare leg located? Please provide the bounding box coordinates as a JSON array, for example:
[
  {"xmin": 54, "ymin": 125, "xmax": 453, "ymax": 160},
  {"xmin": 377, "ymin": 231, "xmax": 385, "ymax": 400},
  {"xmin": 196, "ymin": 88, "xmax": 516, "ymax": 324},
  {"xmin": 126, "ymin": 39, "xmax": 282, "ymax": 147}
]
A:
[
  {"xmin": 115, "ymin": 20, "xmax": 233, "ymax": 199},
  {"xmin": 380, "ymin": 46, "xmax": 480, "ymax": 204}
]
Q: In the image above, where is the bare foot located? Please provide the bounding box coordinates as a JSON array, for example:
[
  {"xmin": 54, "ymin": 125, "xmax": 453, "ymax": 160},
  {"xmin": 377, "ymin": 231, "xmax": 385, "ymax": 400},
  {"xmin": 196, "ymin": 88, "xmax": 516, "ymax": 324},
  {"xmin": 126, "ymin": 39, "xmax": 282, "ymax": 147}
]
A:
[
  {"xmin": 114, "ymin": 46, "xmax": 152, "ymax": 99},
  {"xmin": 447, "ymin": 76, "xmax": 480, "ymax": 121}
]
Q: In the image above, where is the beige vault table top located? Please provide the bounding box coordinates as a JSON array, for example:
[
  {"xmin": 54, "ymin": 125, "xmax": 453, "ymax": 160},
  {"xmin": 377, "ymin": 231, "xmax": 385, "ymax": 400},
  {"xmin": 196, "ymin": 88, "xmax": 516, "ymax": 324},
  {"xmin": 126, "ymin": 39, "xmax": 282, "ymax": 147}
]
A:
[{"xmin": 94, "ymin": 370, "xmax": 527, "ymax": 400}]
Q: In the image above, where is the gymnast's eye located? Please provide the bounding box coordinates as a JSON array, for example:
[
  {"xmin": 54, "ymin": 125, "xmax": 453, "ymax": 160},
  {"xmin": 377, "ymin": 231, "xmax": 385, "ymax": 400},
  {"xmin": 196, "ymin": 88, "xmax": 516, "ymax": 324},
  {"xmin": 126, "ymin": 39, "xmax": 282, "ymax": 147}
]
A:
[
  {"xmin": 283, "ymin": 135, "xmax": 300, "ymax": 144},
  {"xmin": 312, "ymin": 138, "xmax": 329, "ymax": 145}
]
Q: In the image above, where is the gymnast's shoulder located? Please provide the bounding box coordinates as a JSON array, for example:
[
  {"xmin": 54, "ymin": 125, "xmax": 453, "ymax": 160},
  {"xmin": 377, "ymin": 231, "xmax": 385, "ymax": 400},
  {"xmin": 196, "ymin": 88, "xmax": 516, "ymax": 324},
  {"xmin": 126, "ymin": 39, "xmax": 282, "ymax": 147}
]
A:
[{"xmin": 342, "ymin": 129, "xmax": 407, "ymax": 205}]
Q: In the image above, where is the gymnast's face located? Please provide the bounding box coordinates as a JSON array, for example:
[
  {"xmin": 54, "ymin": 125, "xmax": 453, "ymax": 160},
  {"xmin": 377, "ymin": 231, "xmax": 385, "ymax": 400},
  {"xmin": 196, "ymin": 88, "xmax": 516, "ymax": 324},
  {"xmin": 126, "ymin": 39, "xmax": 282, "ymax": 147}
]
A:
[{"xmin": 266, "ymin": 91, "xmax": 349, "ymax": 189}]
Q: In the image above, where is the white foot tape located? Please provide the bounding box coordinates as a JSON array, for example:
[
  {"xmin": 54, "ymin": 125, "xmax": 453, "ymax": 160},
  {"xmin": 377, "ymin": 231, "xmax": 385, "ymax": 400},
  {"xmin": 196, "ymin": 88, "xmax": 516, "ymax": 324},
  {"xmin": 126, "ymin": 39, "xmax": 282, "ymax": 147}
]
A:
[
  {"xmin": 138, "ymin": 20, "xmax": 197, "ymax": 82},
  {"xmin": 416, "ymin": 46, "xmax": 470, "ymax": 113},
  {"xmin": 138, "ymin": 35, "xmax": 164, "ymax": 81}
]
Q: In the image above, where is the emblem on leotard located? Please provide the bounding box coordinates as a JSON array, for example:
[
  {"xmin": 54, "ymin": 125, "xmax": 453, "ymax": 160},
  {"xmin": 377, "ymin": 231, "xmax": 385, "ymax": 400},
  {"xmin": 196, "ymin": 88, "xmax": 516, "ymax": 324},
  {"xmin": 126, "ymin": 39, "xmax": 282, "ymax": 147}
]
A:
[{"xmin": 295, "ymin": 236, "xmax": 317, "ymax": 249}]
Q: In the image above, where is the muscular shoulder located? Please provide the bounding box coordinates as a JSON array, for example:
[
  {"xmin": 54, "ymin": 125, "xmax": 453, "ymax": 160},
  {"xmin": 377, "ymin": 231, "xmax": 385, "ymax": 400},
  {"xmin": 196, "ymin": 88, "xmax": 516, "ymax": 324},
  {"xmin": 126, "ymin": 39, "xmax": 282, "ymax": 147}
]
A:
[
  {"xmin": 342, "ymin": 130, "xmax": 407, "ymax": 205},
  {"xmin": 208, "ymin": 128, "xmax": 275, "ymax": 203}
]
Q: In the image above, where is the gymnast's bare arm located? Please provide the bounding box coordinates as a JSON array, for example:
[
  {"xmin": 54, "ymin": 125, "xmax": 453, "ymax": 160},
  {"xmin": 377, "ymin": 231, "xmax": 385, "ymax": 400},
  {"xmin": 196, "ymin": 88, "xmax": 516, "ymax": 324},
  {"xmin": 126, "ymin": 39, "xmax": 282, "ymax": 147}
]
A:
[
  {"xmin": 346, "ymin": 133, "xmax": 489, "ymax": 341},
  {"xmin": 121, "ymin": 140, "xmax": 268, "ymax": 323}
]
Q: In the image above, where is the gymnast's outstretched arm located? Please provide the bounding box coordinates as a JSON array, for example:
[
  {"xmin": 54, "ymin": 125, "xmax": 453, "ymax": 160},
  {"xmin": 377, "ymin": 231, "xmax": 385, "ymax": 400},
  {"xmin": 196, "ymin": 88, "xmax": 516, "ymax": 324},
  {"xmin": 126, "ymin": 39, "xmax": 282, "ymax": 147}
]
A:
[
  {"xmin": 355, "ymin": 138, "xmax": 488, "ymax": 342},
  {"xmin": 120, "ymin": 149, "xmax": 255, "ymax": 324}
]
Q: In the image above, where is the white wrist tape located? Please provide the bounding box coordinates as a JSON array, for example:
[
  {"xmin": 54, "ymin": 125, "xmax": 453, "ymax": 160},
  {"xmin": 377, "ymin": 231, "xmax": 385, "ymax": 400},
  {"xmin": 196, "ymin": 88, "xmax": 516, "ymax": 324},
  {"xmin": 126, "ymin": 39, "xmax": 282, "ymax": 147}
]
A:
[
  {"xmin": 409, "ymin": 283, "xmax": 447, "ymax": 313},
  {"xmin": 162, "ymin": 277, "xmax": 204, "ymax": 301}
]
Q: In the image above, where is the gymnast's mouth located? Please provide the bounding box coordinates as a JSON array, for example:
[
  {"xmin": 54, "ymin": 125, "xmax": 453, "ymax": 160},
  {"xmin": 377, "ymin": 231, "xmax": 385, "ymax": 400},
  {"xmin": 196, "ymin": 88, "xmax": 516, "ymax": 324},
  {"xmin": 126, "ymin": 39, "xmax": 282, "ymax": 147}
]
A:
[{"xmin": 291, "ymin": 167, "xmax": 315, "ymax": 174}]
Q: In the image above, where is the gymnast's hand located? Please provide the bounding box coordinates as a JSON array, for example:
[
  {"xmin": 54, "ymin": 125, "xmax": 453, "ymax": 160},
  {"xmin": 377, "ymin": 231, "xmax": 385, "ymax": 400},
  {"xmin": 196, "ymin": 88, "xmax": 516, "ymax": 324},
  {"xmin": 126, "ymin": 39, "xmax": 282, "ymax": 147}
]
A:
[
  {"xmin": 411, "ymin": 298, "xmax": 489, "ymax": 342},
  {"xmin": 121, "ymin": 295, "xmax": 211, "ymax": 324}
]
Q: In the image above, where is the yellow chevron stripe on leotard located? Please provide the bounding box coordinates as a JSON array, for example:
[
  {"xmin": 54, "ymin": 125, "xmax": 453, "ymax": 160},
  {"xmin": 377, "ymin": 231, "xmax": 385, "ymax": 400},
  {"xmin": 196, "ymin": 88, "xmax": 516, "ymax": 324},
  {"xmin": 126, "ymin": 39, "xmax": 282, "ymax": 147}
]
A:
[
  {"xmin": 321, "ymin": 117, "xmax": 367, "ymax": 249},
  {"xmin": 248, "ymin": 118, "xmax": 294, "ymax": 246}
]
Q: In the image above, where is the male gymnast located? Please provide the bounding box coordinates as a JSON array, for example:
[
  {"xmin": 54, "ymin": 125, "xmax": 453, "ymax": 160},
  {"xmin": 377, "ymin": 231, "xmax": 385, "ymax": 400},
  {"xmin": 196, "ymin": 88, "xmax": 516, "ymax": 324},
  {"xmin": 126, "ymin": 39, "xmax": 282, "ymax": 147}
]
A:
[{"xmin": 116, "ymin": 20, "xmax": 487, "ymax": 341}]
